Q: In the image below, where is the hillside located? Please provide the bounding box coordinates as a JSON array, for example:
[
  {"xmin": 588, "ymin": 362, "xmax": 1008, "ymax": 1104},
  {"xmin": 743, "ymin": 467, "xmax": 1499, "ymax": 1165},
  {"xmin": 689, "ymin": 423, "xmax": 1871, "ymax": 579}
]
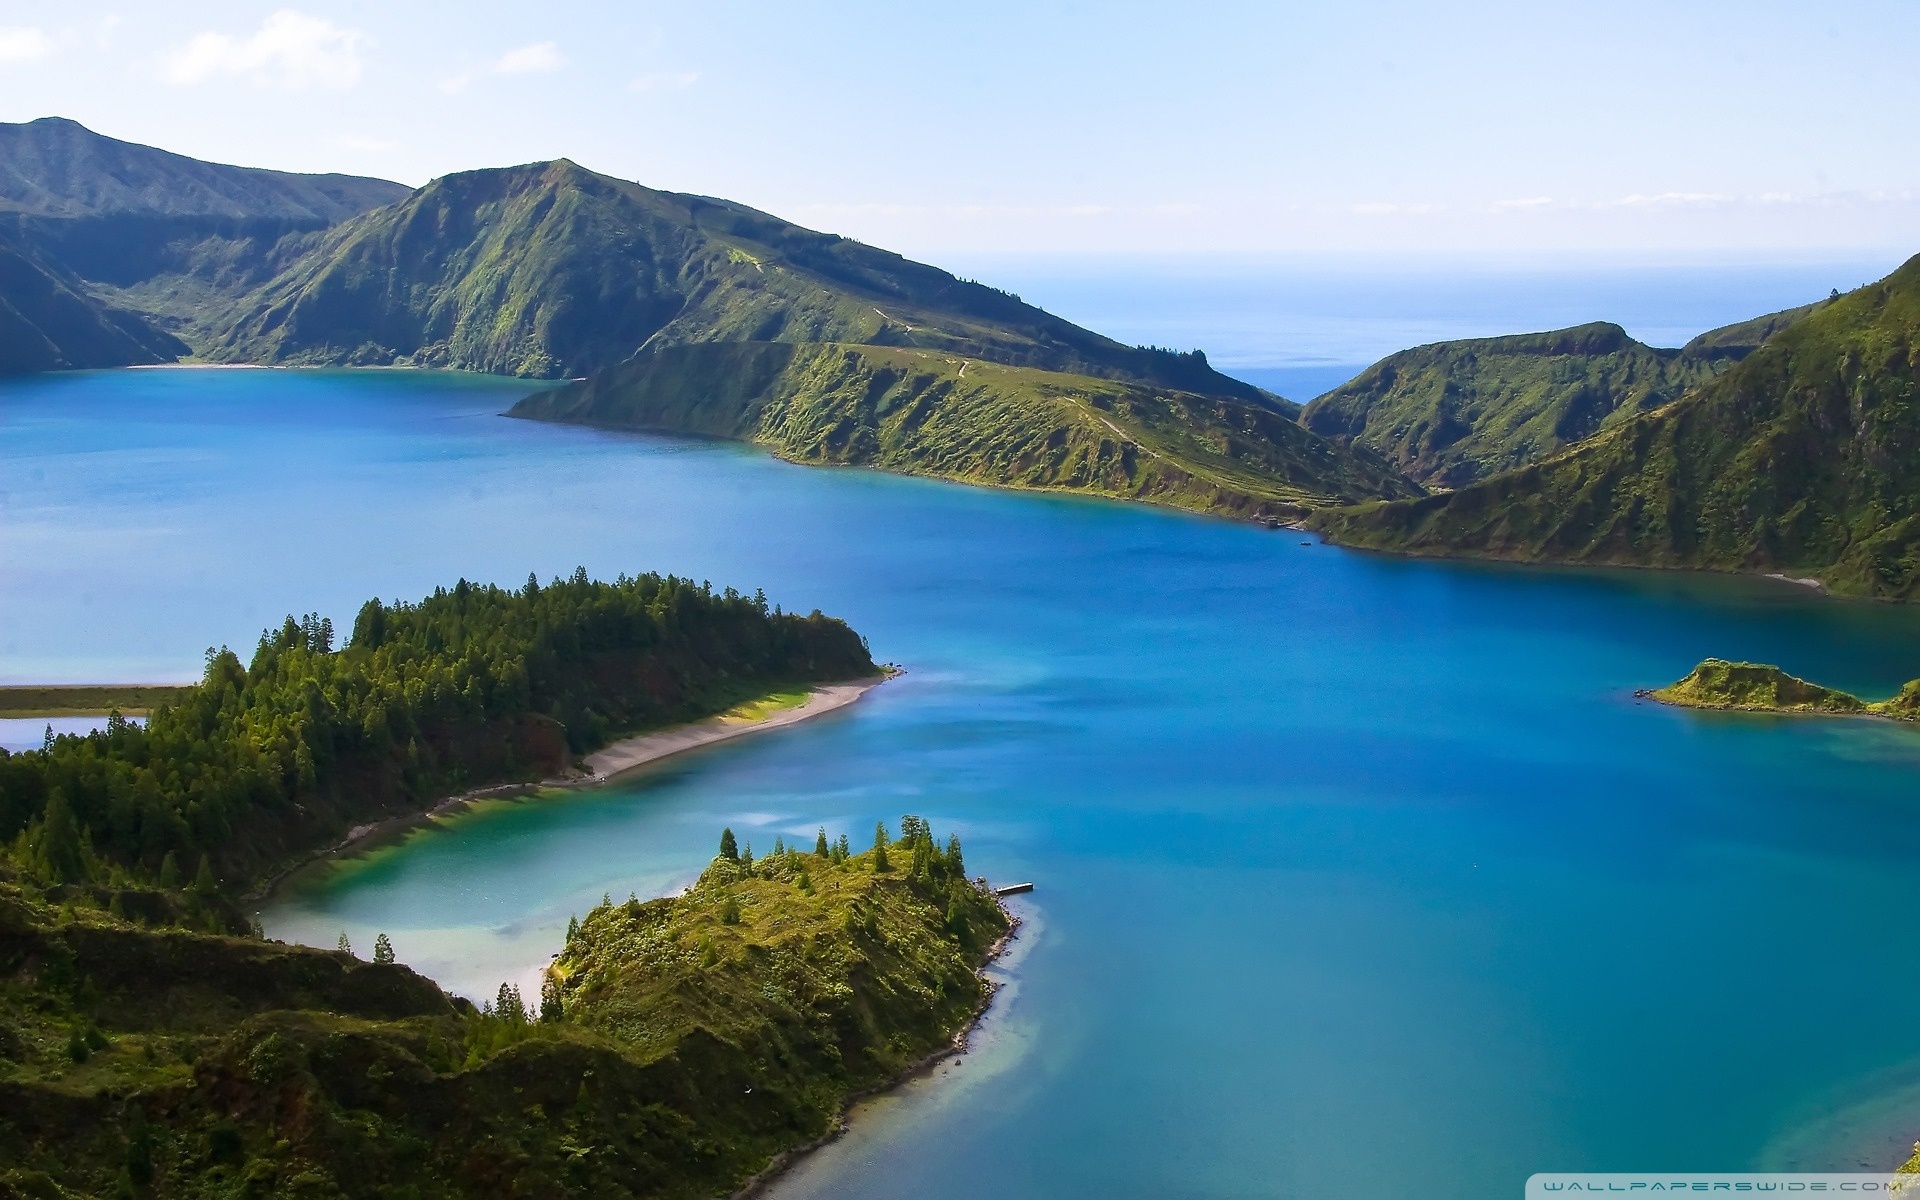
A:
[
  {"xmin": 0, "ymin": 232, "xmax": 186, "ymax": 372},
  {"xmin": 1313, "ymin": 255, "xmax": 1920, "ymax": 599},
  {"xmin": 203, "ymin": 157, "xmax": 1266, "ymax": 398},
  {"xmin": 512, "ymin": 341, "xmax": 1422, "ymax": 515},
  {"xmin": 1299, "ymin": 308, "xmax": 1815, "ymax": 489},
  {"xmin": 0, "ymin": 118, "xmax": 407, "ymax": 371},
  {"xmin": 0, "ymin": 817, "xmax": 1007, "ymax": 1198}
]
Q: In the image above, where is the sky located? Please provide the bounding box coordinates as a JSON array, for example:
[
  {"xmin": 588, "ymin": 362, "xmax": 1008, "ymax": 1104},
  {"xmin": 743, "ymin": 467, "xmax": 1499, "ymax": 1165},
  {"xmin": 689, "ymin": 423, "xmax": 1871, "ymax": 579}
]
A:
[{"xmin": 1, "ymin": 1, "xmax": 1916, "ymax": 260}]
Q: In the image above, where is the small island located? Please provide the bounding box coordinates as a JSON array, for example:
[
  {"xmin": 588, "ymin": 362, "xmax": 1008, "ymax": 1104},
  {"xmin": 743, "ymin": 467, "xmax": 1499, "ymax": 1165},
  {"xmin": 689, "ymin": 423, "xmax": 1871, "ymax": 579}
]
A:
[{"xmin": 1642, "ymin": 658, "xmax": 1920, "ymax": 722}]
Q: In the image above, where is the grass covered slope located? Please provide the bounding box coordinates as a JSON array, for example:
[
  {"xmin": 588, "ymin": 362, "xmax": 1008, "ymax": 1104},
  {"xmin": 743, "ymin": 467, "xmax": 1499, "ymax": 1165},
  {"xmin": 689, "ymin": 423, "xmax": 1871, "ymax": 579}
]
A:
[
  {"xmin": 1313, "ymin": 255, "xmax": 1920, "ymax": 599},
  {"xmin": 1646, "ymin": 658, "xmax": 1919, "ymax": 721},
  {"xmin": 0, "ymin": 818, "xmax": 1008, "ymax": 1198},
  {"xmin": 204, "ymin": 157, "xmax": 1263, "ymax": 398},
  {"xmin": 555, "ymin": 821, "xmax": 1010, "ymax": 1147},
  {"xmin": 1298, "ymin": 311, "xmax": 1812, "ymax": 489},
  {"xmin": 512, "ymin": 341, "xmax": 1421, "ymax": 515}
]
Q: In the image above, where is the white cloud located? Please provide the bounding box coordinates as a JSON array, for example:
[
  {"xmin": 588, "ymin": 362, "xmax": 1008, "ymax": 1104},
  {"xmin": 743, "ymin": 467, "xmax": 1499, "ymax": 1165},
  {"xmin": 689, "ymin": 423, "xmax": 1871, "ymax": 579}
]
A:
[
  {"xmin": 0, "ymin": 25, "xmax": 53, "ymax": 63},
  {"xmin": 494, "ymin": 41, "xmax": 564, "ymax": 75},
  {"xmin": 1492, "ymin": 196, "xmax": 1554, "ymax": 211},
  {"xmin": 1350, "ymin": 202, "xmax": 1440, "ymax": 215},
  {"xmin": 1601, "ymin": 192, "xmax": 1730, "ymax": 209},
  {"xmin": 439, "ymin": 72, "xmax": 472, "ymax": 95},
  {"xmin": 162, "ymin": 10, "xmax": 366, "ymax": 89},
  {"xmin": 629, "ymin": 70, "xmax": 699, "ymax": 92}
]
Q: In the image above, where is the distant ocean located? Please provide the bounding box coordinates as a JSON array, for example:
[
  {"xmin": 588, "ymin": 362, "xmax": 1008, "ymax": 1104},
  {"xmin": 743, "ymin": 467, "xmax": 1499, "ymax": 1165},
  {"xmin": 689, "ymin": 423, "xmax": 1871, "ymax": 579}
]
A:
[{"xmin": 943, "ymin": 253, "xmax": 1911, "ymax": 403}]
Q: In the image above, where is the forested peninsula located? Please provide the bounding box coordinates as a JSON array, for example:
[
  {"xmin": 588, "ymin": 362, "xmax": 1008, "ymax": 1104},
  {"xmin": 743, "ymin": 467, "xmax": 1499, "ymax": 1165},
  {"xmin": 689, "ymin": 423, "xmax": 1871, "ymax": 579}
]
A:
[{"xmin": 0, "ymin": 570, "xmax": 874, "ymax": 897}]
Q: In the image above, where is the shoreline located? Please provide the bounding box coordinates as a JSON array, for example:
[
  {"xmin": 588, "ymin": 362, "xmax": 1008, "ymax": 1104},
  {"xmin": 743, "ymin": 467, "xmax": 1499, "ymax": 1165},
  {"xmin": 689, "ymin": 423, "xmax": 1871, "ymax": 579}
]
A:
[
  {"xmin": 729, "ymin": 904, "xmax": 1025, "ymax": 1200},
  {"xmin": 245, "ymin": 673, "xmax": 892, "ymax": 903}
]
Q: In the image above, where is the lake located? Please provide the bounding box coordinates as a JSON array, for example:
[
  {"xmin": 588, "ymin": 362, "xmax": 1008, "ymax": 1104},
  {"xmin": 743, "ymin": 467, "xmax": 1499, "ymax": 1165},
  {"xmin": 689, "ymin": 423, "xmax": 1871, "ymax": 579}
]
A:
[{"xmin": 4, "ymin": 262, "xmax": 1918, "ymax": 1198}]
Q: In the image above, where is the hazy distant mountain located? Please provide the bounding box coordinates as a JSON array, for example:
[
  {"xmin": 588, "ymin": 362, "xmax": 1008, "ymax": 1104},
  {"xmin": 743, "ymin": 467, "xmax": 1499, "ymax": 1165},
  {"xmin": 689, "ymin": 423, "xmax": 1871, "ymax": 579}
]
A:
[
  {"xmin": 1314, "ymin": 257, "xmax": 1919, "ymax": 599},
  {"xmin": 1299, "ymin": 307, "xmax": 1815, "ymax": 489},
  {"xmin": 0, "ymin": 232, "xmax": 185, "ymax": 373}
]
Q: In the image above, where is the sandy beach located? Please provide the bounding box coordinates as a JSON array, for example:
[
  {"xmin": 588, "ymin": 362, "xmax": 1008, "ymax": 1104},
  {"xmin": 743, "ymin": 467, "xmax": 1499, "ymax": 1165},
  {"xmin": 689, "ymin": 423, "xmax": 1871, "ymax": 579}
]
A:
[{"xmin": 576, "ymin": 676, "xmax": 886, "ymax": 784}]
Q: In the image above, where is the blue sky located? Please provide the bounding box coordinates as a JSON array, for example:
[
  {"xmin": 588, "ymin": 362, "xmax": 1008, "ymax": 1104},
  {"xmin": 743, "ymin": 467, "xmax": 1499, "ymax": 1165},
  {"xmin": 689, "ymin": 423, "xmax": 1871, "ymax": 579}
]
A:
[{"xmin": 1, "ymin": 1, "xmax": 1915, "ymax": 259}]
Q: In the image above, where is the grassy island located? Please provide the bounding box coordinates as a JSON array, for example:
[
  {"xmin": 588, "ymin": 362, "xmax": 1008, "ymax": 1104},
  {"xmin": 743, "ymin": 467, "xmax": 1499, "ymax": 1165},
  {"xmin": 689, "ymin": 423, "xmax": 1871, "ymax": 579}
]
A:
[
  {"xmin": 0, "ymin": 818, "xmax": 1010, "ymax": 1197},
  {"xmin": 1646, "ymin": 658, "xmax": 1920, "ymax": 721}
]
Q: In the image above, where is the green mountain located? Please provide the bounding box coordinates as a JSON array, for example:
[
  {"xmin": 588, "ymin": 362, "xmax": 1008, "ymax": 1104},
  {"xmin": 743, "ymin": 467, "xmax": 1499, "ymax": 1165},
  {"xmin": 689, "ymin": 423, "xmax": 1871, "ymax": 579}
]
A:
[
  {"xmin": 203, "ymin": 158, "xmax": 1265, "ymax": 397},
  {"xmin": 512, "ymin": 341, "xmax": 1420, "ymax": 514},
  {"xmin": 1299, "ymin": 307, "xmax": 1815, "ymax": 489},
  {"xmin": 0, "ymin": 117, "xmax": 407, "ymax": 373},
  {"xmin": 1313, "ymin": 255, "xmax": 1920, "ymax": 600}
]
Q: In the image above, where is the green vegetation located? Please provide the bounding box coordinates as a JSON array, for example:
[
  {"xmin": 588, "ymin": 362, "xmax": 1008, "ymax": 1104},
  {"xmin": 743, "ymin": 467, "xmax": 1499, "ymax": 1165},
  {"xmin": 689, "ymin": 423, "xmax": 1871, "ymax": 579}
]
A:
[
  {"xmin": 1298, "ymin": 311, "xmax": 1813, "ymax": 489},
  {"xmin": 0, "ymin": 813, "xmax": 1007, "ymax": 1198},
  {"xmin": 513, "ymin": 341, "xmax": 1420, "ymax": 516},
  {"xmin": 1646, "ymin": 658, "xmax": 1920, "ymax": 720},
  {"xmin": 4, "ymin": 120, "xmax": 1421, "ymax": 513},
  {"xmin": 0, "ymin": 234, "xmax": 187, "ymax": 373},
  {"xmin": 0, "ymin": 571, "xmax": 873, "ymax": 894},
  {"xmin": 1313, "ymin": 255, "xmax": 1920, "ymax": 599},
  {"xmin": 0, "ymin": 685, "xmax": 196, "ymax": 718}
]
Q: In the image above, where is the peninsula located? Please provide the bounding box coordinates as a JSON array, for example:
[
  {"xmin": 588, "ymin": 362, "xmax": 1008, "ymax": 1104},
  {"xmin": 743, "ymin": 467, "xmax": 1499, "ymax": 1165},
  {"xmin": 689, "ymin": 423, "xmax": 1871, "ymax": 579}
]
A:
[{"xmin": 0, "ymin": 818, "xmax": 1012, "ymax": 1197}]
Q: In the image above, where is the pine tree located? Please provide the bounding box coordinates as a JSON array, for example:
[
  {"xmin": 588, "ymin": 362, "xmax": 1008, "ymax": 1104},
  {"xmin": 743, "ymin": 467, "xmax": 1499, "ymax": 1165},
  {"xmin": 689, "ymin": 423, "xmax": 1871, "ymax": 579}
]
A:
[
  {"xmin": 835, "ymin": 833, "xmax": 851, "ymax": 862},
  {"xmin": 337, "ymin": 932, "xmax": 353, "ymax": 956},
  {"xmin": 496, "ymin": 982, "xmax": 526, "ymax": 1024},
  {"xmin": 741, "ymin": 842, "xmax": 754, "ymax": 868},
  {"xmin": 815, "ymin": 828, "xmax": 830, "ymax": 857},
  {"xmin": 871, "ymin": 822, "xmax": 891, "ymax": 873},
  {"xmin": 373, "ymin": 933, "xmax": 395, "ymax": 964},
  {"xmin": 566, "ymin": 914, "xmax": 580, "ymax": 943},
  {"xmin": 773, "ymin": 835, "xmax": 785, "ymax": 857},
  {"xmin": 31, "ymin": 790, "xmax": 86, "ymax": 884},
  {"xmin": 540, "ymin": 975, "xmax": 564, "ymax": 1022},
  {"xmin": 192, "ymin": 856, "xmax": 217, "ymax": 897},
  {"xmin": 719, "ymin": 828, "xmax": 739, "ymax": 861},
  {"xmin": 945, "ymin": 833, "xmax": 965, "ymax": 877},
  {"xmin": 157, "ymin": 851, "xmax": 180, "ymax": 890}
]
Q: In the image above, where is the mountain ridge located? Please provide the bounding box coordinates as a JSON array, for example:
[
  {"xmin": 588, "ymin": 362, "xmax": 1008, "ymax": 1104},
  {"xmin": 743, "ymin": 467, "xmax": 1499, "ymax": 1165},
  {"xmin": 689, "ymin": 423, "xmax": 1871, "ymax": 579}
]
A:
[
  {"xmin": 1298, "ymin": 307, "xmax": 1817, "ymax": 489},
  {"xmin": 1312, "ymin": 255, "xmax": 1920, "ymax": 599}
]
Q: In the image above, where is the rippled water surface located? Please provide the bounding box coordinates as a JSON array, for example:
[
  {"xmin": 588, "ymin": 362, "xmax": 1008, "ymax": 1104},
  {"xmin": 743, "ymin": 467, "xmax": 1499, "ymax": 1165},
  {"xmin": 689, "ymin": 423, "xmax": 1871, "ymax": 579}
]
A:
[{"xmin": 4, "ymin": 361, "xmax": 1919, "ymax": 1199}]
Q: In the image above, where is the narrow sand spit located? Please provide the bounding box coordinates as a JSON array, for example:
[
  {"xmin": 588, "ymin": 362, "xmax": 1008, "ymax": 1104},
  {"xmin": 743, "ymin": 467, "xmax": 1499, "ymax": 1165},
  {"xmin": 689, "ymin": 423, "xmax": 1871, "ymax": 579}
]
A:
[{"xmin": 576, "ymin": 677, "xmax": 886, "ymax": 784}]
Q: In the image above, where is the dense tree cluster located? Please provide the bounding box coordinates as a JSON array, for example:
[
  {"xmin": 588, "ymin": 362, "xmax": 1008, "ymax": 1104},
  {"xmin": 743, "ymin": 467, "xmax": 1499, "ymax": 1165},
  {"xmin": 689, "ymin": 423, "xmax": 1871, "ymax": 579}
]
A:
[{"xmin": 0, "ymin": 571, "xmax": 874, "ymax": 889}]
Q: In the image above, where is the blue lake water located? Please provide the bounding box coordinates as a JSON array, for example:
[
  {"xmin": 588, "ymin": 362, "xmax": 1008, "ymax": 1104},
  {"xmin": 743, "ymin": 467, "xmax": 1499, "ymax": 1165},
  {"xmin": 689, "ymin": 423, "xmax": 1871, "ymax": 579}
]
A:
[{"xmin": 4, "ymin": 275, "xmax": 1919, "ymax": 1197}]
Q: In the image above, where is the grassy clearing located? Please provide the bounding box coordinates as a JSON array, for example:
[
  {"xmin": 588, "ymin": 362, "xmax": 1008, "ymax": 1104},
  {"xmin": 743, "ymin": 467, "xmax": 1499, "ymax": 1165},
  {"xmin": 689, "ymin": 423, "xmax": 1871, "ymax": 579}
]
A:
[
  {"xmin": 719, "ymin": 688, "xmax": 814, "ymax": 723},
  {"xmin": 0, "ymin": 684, "xmax": 193, "ymax": 716}
]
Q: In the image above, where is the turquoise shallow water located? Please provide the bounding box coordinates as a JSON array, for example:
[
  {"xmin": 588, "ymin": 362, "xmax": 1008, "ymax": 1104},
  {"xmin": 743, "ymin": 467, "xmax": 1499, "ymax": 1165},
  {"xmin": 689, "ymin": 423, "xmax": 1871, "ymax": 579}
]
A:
[{"xmin": 5, "ymin": 367, "xmax": 1920, "ymax": 1198}]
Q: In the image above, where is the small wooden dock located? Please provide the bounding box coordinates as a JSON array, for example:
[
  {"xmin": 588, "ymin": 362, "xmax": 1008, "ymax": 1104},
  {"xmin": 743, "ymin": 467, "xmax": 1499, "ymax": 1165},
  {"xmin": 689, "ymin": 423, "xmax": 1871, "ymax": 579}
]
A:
[{"xmin": 993, "ymin": 882, "xmax": 1034, "ymax": 897}]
